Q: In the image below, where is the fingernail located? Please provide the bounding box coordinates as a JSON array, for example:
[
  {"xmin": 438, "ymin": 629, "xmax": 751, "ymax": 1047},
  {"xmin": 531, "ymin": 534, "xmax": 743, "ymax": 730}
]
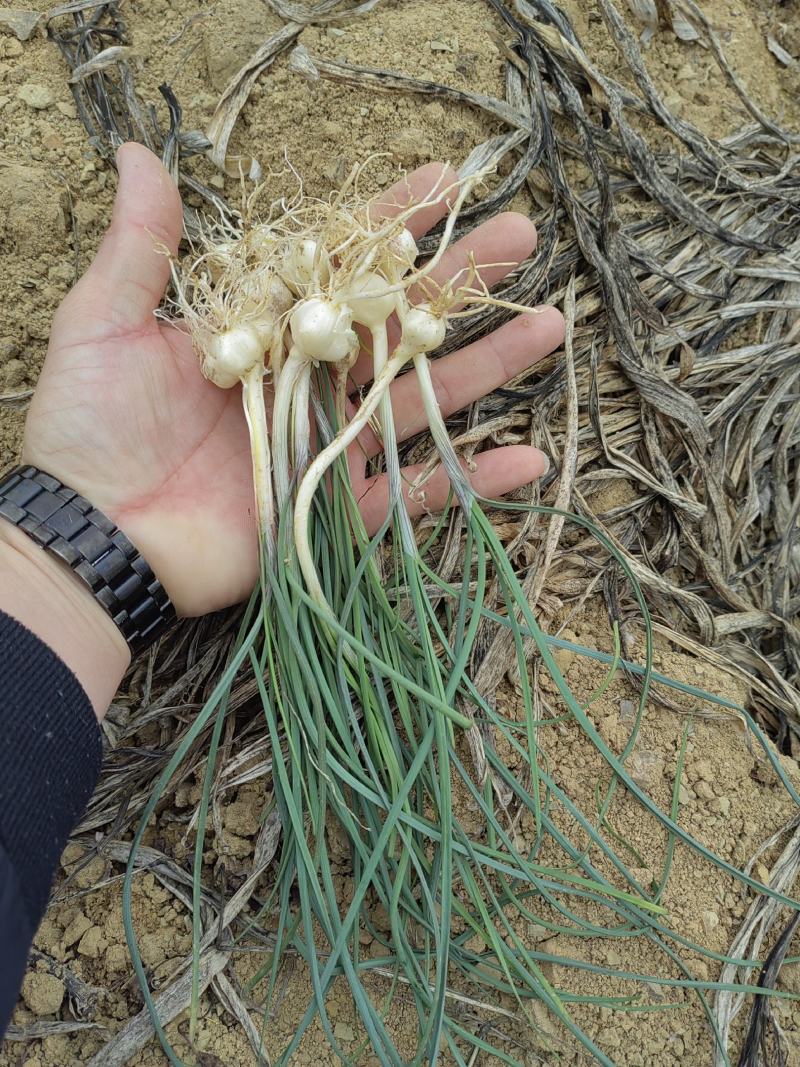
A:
[{"xmin": 538, "ymin": 452, "xmax": 551, "ymax": 477}]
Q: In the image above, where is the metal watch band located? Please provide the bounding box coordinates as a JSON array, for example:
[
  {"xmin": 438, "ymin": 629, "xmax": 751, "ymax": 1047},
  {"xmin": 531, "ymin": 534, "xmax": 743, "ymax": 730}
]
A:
[{"xmin": 0, "ymin": 465, "xmax": 176, "ymax": 655}]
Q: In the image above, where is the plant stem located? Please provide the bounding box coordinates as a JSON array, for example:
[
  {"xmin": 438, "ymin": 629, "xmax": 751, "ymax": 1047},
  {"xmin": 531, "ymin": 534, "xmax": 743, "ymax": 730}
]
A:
[
  {"xmin": 292, "ymin": 361, "xmax": 312, "ymax": 482},
  {"xmin": 272, "ymin": 346, "xmax": 305, "ymax": 509},
  {"xmin": 294, "ymin": 347, "xmax": 412, "ymax": 612},
  {"xmin": 413, "ymin": 351, "xmax": 473, "ymax": 512},
  {"xmin": 242, "ymin": 364, "xmax": 275, "ymax": 561}
]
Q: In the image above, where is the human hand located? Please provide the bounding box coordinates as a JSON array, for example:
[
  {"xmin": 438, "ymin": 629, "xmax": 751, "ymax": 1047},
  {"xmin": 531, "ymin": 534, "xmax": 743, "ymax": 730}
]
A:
[{"xmin": 23, "ymin": 144, "xmax": 564, "ymax": 618}]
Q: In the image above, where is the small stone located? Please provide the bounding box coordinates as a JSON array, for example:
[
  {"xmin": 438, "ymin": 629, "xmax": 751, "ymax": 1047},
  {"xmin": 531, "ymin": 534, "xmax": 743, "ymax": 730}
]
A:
[
  {"xmin": 676, "ymin": 62, "xmax": 696, "ymax": 81},
  {"xmin": 755, "ymin": 863, "xmax": 771, "ymax": 886},
  {"xmin": 709, "ymin": 796, "xmax": 731, "ymax": 817},
  {"xmin": 701, "ymin": 910, "xmax": 720, "ymax": 935},
  {"xmin": 70, "ymin": 854, "xmax": 106, "ymax": 890},
  {"xmin": 359, "ymin": 106, "xmax": 369, "ymax": 116},
  {"xmin": 630, "ymin": 866, "xmax": 654, "ymax": 887},
  {"xmin": 551, "ymin": 646, "xmax": 575, "ymax": 679},
  {"xmin": 218, "ymin": 829, "xmax": 252, "ymax": 858},
  {"xmin": 678, "ymin": 784, "xmax": 691, "ymax": 805},
  {"xmin": 693, "ymin": 760, "xmax": 714, "ymax": 783},
  {"xmin": 63, "ymin": 912, "xmax": 92, "ymax": 949},
  {"xmin": 139, "ymin": 932, "xmax": 167, "ymax": 968},
  {"xmin": 619, "ymin": 699, "xmax": 636, "ymax": 722},
  {"xmin": 691, "ymin": 958, "xmax": 710, "ymax": 981},
  {"xmin": 664, "ymin": 93, "xmax": 684, "ymax": 117},
  {"xmin": 326, "ymin": 27, "xmax": 346, "ymax": 37},
  {"xmin": 428, "ymin": 35, "xmax": 459, "ymax": 53},
  {"xmin": 629, "ymin": 750, "xmax": 665, "ymax": 791},
  {"xmin": 55, "ymin": 100, "xmax": 77, "ymax": 119},
  {"xmin": 526, "ymin": 923, "xmax": 551, "ymax": 942},
  {"xmin": 333, "ymin": 1022, "xmax": 355, "ymax": 1042},
  {"xmin": 0, "ymin": 9, "xmax": 41, "ymax": 41},
  {"xmin": 208, "ymin": 173, "xmax": 225, "ymax": 191},
  {"xmin": 104, "ymin": 944, "xmax": 128, "ymax": 973},
  {"xmin": 1, "ymin": 38, "xmax": 23, "ymax": 58},
  {"xmin": 0, "ymin": 358, "xmax": 26, "ymax": 389},
  {"xmin": 223, "ymin": 797, "xmax": 261, "ymax": 837},
  {"xmin": 77, "ymin": 926, "xmax": 105, "ymax": 959},
  {"xmin": 21, "ymin": 972, "xmax": 64, "ymax": 1016},
  {"xmin": 18, "ymin": 83, "xmax": 54, "ymax": 110},
  {"xmin": 694, "ymin": 780, "xmax": 715, "ymax": 801}
]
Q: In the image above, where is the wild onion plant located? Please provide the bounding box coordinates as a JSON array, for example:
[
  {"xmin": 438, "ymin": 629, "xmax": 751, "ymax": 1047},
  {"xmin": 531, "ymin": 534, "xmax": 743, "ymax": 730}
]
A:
[{"xmin": 123, "ymin": 166, "xmax": 800, "ymax": 1067}]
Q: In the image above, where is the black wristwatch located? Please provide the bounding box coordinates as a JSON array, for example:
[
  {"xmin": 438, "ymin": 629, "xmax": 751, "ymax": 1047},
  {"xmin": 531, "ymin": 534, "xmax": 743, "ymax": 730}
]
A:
[{"xmin": 0, "ymin": 466, "xmax": 176, "ymax": 655}]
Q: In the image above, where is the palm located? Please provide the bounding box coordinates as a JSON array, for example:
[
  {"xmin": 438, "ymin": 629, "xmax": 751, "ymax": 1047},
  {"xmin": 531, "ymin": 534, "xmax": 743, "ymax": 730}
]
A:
[
  {"xmin": 26, "ymin": 319, "xmax": 258, "ymax": 614},
  {"xmin": 23, "ymin": 145, "xmax": 563, "ymax": 619}
]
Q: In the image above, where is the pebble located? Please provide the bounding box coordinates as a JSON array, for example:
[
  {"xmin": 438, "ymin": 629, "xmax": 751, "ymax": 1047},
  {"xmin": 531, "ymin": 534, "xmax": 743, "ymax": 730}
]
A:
[
  {"xmin": 701, "ymin": 909, "xmax": 720, "ymax": 935},
  {"xmin": 56, "ymin": 100, "xmax": 78, "ymax": 119},
  {"xmin": 333, "ymin": 1021, "xmax": 355, "ymax": 1042},
  {"xmin": 63, "ymin": 912, "xmax": 92, "ymax": 949},
  {"xmin": 526, "ymin": 922, "xmax": 551, "ymax": 942},
  {"xmin": 0, "ymin": 9, "xmax": 40, "ymax": 40},
  {"xmin": 619, "ymin": 699, "xmax": 636, "ymax": 722},
  {"xmin": 629, "ymin": 750, "xmax": 665, "ymax": 791},
  {"xmin": 104, "ymin": 944, "xmax": 128, "ymax": 973},
  {"xmin": 709, "ymin": 796, "xmax": 731, "ymax": 817},
  {"xmin": 694, "ymin": 780, "xmax": 715, "ymax": 801},
  {"xmin": 0, "ymin": 358, "xmax": 26, "ymax": 389},
  {"xmin": 1, "ymin": 38, "xmax": 23, "ymax": 59},
  {"xmin": 77, "ymin": 926, "xmax": 105, "ymax": 959},
  {"xmin": 21, "ymin": 972, "xmax": 64, "ymax": 1016},
  {"xmin": 693, "ymin": 759, "xmax": 714, "ymax": 782},
  {"xmin": 17, "ymin": 83, "xmax": 54, "ymax": 110}
]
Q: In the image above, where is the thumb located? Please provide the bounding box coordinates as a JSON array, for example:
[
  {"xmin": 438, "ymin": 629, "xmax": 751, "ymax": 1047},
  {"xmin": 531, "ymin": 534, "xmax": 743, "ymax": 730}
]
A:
[{"xmin": 65, "ymin": 143, "xmax": 183, "ymax": 336}]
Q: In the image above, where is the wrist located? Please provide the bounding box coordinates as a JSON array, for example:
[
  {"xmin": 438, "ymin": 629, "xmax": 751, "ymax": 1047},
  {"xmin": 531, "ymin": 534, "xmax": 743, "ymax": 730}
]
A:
[{"xmin": 0, "ymin": 518, "xmax": 130, "ymax": 720}]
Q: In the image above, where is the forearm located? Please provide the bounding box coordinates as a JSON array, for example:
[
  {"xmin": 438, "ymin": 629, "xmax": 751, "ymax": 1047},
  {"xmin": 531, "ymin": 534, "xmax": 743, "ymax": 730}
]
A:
[
  {"xmin": 0, "ymin": 520, "xmax": 130, "ymax": 719},
  {"xmin": 0, "ymin": 598, "xmax": 107, "ymax": 1036}
]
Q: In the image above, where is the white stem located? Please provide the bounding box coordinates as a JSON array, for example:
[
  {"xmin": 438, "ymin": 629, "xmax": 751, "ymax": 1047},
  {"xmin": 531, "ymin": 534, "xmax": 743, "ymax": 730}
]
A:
[
  {"xmin": 335, "ymin": 362, "xmax": 350, "ymax": 429},
  {"xmin": 292, "ymin": 361, "xmax": 312, "ymax": 482},
  {"xmin": 241, "ymin": 365, "xmax": 275, "ymax": 560},
  {"xmin": 372, "ymin": 324, "xmax": 416, "ymax": 554},
  {"xmin": 272, "ymin": 346, "xmax": 305, "ymax": 508},
  {"xmin": 413, "ymin": 351, "xmax": 474, "ymax": 513},
  {"xmin": 294, "ymin": 347, "xmax": 412, "ymax": 613}
]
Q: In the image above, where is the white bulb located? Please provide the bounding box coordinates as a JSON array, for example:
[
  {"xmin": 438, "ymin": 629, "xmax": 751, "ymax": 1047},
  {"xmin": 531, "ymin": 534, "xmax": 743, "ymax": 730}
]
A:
[
  {"xmin": 265, "ymin": 273, "xmax": 293, "ymax": 318},
  {"xmin": 346, "ymin": 272, "xmax": 398, "ymax": 329},
  {"xmin": 290, "ymin": 298, "xmax": 358, "ymax": 363},
  {"xmin": 385, "ymin": 228, "xmax": 418, "ymax": 279},
  {"xmin": 206, "ymin": 240, "xmax": 240, "ymax": 282},
  {"xmin": 202, "ymin": 324, "xmax": 265, "ymax": 388},
  {"xmin": 399, "ymin": 305, "xmax": 447, "ymax": 354},
  {"xmin": 280, "ymin": 240, "xmax": 332, "ymax": 295}
]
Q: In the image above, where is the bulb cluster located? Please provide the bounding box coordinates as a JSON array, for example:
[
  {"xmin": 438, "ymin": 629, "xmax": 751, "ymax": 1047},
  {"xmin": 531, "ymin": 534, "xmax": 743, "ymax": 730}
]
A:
[{"xmin": 169, "ymin": 167, "xmax": 489, "ymax": 603}]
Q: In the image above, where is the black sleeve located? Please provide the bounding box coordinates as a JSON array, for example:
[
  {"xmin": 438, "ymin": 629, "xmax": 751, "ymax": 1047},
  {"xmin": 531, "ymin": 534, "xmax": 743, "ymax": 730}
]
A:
[{"xmin": 0, "ymin": 609, "xmax": 102, "ymax": 1036}]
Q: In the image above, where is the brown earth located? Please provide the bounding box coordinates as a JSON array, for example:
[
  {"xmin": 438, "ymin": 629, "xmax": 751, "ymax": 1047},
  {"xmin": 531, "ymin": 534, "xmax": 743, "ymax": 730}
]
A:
[{"xmin": 1, "ymin": 0, "xmax": 800, "ymax": 1065}]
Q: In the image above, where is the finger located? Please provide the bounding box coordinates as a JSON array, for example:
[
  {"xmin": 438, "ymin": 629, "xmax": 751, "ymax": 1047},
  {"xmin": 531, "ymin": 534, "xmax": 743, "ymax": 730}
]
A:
[
  {"xmin": 370, "ymin": 163, "xmax": 459, "ymax": 238},
  {"xmin": 356, "ymin": 307, "xmax": 565, "ymax": 459},
  {"xmin": 348, "ymin": 212, "xmax": 538, "ymax": 389},
  {"xmin": 356, "ymin": 446, "xmax": 549, "ymax": 536},
  {"xmin": 63, "ymin": 143, "xmax": 182, "ymax": 337},
  {"xmin": 407, "ymin": 211, "xmax": 538, "ymax": 309}
]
